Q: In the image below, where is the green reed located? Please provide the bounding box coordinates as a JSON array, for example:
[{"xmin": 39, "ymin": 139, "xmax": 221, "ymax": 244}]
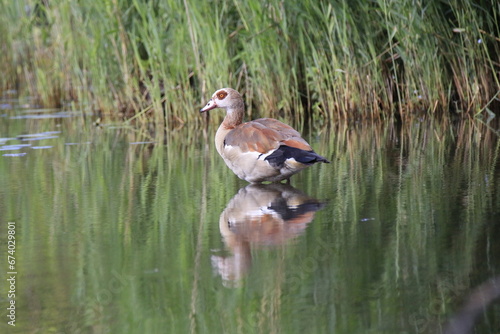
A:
[{"xmin": 0, "ymin": 0, "xmax": 499, "ymax": 129}]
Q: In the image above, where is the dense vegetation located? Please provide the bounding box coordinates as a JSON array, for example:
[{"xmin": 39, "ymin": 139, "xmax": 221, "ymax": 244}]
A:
[{"xmin": 1, "ymin": 0, "xmax": 499, "ymax": 128}]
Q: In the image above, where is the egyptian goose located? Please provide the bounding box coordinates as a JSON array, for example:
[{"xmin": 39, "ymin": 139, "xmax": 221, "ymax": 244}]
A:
[{"xmin": 200, "ymin": 88, "xmax": 330, "ymax": 183}]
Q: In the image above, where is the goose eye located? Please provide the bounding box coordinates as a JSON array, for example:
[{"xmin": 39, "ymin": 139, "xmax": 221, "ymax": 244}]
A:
[{"xmin": 217, "ymin": 91, "xmax": 227, "ymax": 100}]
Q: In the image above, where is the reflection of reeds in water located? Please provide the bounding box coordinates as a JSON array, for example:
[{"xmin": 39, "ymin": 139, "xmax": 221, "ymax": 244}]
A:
[
  {"xmin": 1, "ymin": 1, "xmax": 499, "ymax": 127},
  {"xmin": 1, "ymin": 111, "xmax": 499, "ymax": 332},
  {"xmin": 312, "ymin": 119, "xmax": 500, "ymax": 332}
]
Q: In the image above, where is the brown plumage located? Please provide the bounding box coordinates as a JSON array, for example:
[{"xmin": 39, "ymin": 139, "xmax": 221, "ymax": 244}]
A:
[{"xmin": 200, "ymin": 88, "xmax": 330, "ymax": 183}]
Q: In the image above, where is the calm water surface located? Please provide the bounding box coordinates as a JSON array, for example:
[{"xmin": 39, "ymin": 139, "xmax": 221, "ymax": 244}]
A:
[{"xmin": 0, "ymin": 97, "xmax": 499, "ymax": 334}]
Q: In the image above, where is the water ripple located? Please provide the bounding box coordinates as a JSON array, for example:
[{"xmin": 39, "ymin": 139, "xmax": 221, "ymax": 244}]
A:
[
  {"xmin": 3, "ymin": 153, "xmax": 27, "ymax": 157},
  {"xmin": 0, "ymin": 144, "xmax": 31, "ymax": 151}
]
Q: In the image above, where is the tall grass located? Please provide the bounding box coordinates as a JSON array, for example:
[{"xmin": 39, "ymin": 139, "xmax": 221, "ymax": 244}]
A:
[{"xmin": 0, "ymin": 0, "xmax": 499, "ymax": 129}]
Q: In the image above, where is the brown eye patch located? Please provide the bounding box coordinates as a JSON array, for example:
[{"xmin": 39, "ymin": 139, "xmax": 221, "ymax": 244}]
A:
[{"xmin": 216, "ymin": 90, "xmax": 228, "ymax": 100}]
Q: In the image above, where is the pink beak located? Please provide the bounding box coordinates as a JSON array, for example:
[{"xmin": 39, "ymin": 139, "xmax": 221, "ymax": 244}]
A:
[{"xmin": 200, "ymin": 99, "xmax": 218, "ymax": 113}]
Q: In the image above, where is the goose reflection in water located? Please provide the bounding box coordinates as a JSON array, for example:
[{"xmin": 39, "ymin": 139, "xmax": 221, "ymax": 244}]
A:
[{"xmin": 211, "ymin": 183, "xmax": 325, "ymax": 286}]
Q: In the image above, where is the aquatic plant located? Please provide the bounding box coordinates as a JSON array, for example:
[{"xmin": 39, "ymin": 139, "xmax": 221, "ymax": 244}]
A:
[{"xmin": 0, "ymin": 0, "xmax": 498, "ymax": 129}]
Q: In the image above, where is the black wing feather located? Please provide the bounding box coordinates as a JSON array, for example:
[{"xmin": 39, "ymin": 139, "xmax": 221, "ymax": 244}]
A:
[{"xmin": 265, "ymin": 145, "xmax": 330, "ymax": 168}]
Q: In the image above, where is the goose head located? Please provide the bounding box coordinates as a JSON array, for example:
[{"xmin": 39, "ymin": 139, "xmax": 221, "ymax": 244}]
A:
[{"xmin": 200, "ymin": 88, "xmax": 243, "ymax": 113}]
